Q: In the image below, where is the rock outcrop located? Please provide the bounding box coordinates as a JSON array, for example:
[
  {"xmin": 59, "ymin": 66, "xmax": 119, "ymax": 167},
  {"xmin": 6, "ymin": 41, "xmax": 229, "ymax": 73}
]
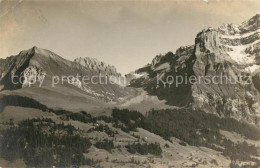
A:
[{"xmin": 74, "ymin": 57, "xmax": 119, "ymax": 76}]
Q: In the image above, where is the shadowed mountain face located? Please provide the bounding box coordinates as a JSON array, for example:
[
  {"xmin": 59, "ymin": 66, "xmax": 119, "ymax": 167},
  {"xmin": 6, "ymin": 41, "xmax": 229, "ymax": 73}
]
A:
[
  {"xmin": 127, "ymin": 47, "xmax": 195, "ymax": 107},
  {"xmin": 0, "ymin": 15, "xmax": 260, "ymax": 125}
]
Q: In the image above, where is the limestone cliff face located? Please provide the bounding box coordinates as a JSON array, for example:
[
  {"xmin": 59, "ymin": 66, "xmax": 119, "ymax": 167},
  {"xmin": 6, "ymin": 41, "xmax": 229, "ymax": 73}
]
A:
[
  {"xmin": 74, "ymin": 57, "xmax": 119, "ymax": 76},
  {"xmin": 128, "ymin": 14, "xmax": 260, "ymax": 124},
  {"xmin": 193, "ymin": 27, "xmax": 255, "ymax": 121}
]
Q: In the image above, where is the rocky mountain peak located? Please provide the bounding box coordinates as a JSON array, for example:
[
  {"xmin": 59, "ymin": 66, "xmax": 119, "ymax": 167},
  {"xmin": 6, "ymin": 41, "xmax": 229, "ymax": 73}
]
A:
[
  {"xmin": 193, "ymin": 14, "xmax": 260, "ymax": 67},
  {"xmin": 29, "ymin": 46, "xmax": 54, "ymax": 56},
  {"xmin": 151, "ymin": 54, "xmax": 164, "ymax": 67},
  {"xmin": 219, "ymin": 14, "xmax": 260, "ymax": 35},
  {"xmin": 175, "ymin": 45, "xmax": 194, "ymax": 56},
  {"xmin": 218, "ymin": 24, "xmax": 240, "ymax": 35},
  {"xmin": 240, "ymin": 14, "xmax": 260, "ymax": 32},
  {"xmin": 74, "ymin": 57, "xmax": 119, "ymax": 76},
  {"xmin": 127, "ymin": 14, "xmax": 260, "ymax": 124},
  {"xmin": 30, "ymin": 46, "xmax": 47, "ymax": 54},
  {"xmin": 17, "ymin": 46, "xmax": 57, "ymax": 60},
  {"xmin": 195, "ymin": 27, "xmax": 221, "ymax": 53},
  {"xmin": 23, "ymin": 46, "xmax": 43, "ymax": 54}
]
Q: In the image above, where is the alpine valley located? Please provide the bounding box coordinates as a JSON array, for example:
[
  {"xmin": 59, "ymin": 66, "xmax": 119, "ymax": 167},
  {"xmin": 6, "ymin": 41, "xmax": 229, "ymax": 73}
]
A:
[{"xmin": 1, "ymin": 14, "xmax": 260, "ymax": 168}]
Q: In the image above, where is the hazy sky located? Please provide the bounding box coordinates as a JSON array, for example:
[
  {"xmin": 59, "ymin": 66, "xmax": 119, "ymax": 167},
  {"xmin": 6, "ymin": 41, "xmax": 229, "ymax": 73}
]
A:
[{"xmin": 1, "ymin": 0, "xmax": 260, "ymax": 74}]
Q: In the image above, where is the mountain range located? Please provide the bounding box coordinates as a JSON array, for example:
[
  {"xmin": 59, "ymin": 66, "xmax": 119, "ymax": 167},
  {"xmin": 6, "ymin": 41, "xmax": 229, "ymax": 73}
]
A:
[
  {"xmin": 1, "ymin": 14, "xmax": 260, "ymax": 123},
  {"xmin": 0, "ymin": 14, "xmax": 260, "ymax": 167}
]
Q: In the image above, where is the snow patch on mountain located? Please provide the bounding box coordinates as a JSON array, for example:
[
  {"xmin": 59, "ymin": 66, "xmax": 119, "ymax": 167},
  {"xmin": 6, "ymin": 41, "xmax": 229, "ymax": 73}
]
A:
[
  {"xmin": 226, "ymin": 39, "xmax": 260, "ymax": 64},
  {"xmin": 245, "ymin": 64, "xmax": 260, "ymax": 73},
  {"xmin": 220, "ymin": 28, "xmax": 260, "ymax": 39},
  {"xmin": 154, "ymin": 62, "xmax": 170, "ymax": 71}
]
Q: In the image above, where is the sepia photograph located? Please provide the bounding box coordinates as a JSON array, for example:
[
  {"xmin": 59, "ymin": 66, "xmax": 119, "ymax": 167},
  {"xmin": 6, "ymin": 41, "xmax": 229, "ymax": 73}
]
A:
[{"xmin": 0, "ymin": 0, "xmax": 260, "ymax": 167}]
